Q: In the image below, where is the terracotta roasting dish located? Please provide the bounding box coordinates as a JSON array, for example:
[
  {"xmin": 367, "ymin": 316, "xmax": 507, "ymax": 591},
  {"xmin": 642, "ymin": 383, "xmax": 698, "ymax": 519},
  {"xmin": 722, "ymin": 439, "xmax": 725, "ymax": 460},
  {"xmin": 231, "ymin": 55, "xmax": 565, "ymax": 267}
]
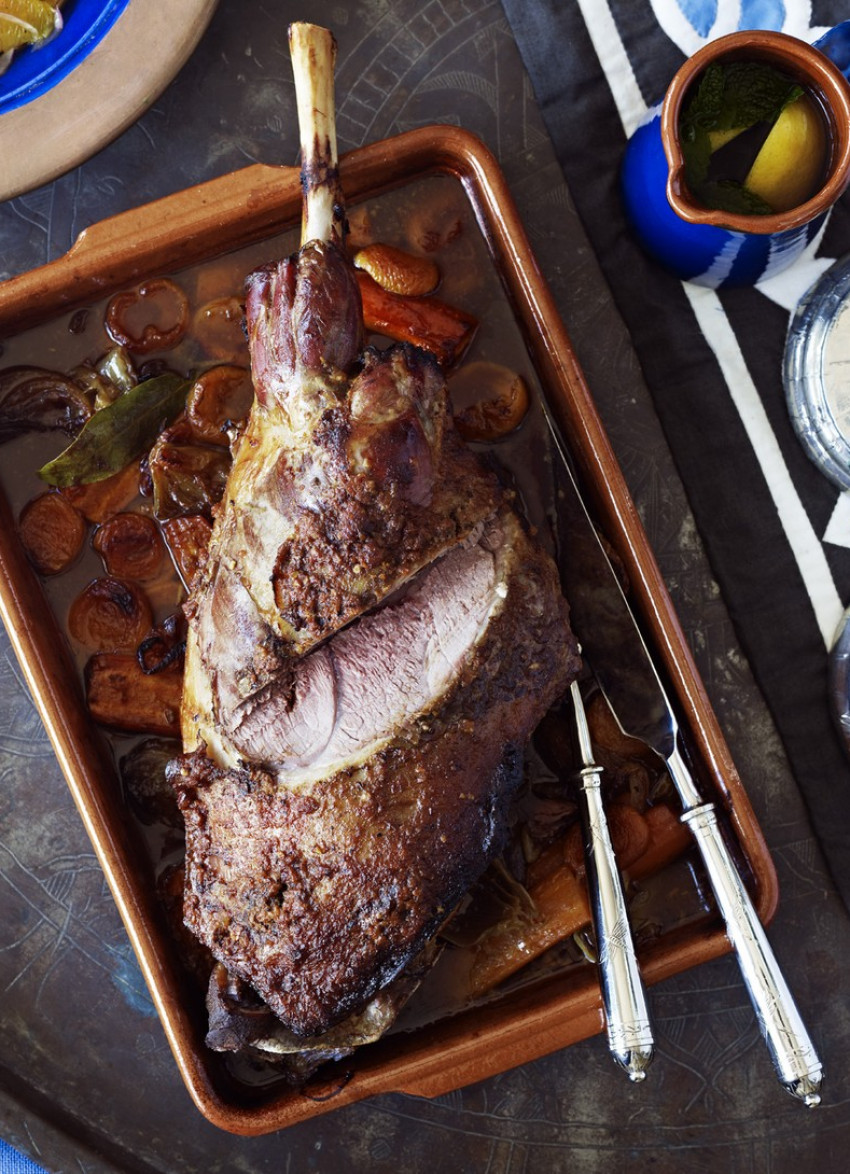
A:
[{"xmin": 0, "ymin": 126, "xmax": 777, "ymax": 1134}]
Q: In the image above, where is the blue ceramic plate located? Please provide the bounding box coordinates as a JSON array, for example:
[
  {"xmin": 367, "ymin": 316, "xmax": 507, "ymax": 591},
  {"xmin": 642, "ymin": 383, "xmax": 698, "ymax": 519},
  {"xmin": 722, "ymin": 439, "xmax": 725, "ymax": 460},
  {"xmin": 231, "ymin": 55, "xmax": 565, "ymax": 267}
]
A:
[{"xmin": 0, "ymin": 0, "xmax": 131, "ymax": 116}]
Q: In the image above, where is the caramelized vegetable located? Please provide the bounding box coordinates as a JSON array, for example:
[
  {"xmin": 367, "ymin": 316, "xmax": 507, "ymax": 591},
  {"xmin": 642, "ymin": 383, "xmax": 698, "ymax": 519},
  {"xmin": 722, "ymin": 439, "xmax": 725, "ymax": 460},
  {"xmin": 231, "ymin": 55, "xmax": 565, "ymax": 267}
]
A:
[
  {"xmin": 92, "ymin": 512, "xmax": 166, "ymax": 581},
  {"xmin": 451, "ymin": 361, "xmax": 530, "ymax": 441},
  {"xmin": 105, "ymin": 278, "xmax": 189, "ymax": 355},
  {"xmin": 468, "ymin": 800, "xmax": 691, "ymax": 996},
  {"xmin": 185, "ymin": 365, "xmax": 253, "ymax": 446},
  {"xmin": 160, "ymin": 514, "xmax": 212, "ymax": 588},
  {"xmin": 137, "ymin": 611, "xmax": 186, "ymax": 675},
  {"xmin": 0, "ymin": 366, "xmax": 92, "ymax": 443},
  {"xmin": 629, "ymin": 803, "xmax": 692, "ymax": 881},
  {"xmin": 119, "ymin": 737, "xmax": 183, "ymax": 829},
  {"xmin": 192, "ymin": 298, "xmax": 248, "ymax": 361},
  {"xmin": 38, "ymin": 373, "xmax": 190, "ymax": 487},
  {"xmin": 563, "ymin": 803, "xmax": 651, "ymax": 878},
  {"xmin": 353, "ymin": 243, "xmax": 440, "ymax": 297},
  {"xmin": 85, "ymin": 652, "xmax": 182, "ymax": 735},
  {"xmin": 68, "ymin": 576, "xmax": 153, "ymax": 652},
  {"xmin": 60, "ymin": 462, "xmax": 141, "ymax": 524},
  {"xmin": 71, "ymin": 346, "xmax": 137, "ymax": 410},
  {"xmin": 356, "ymin": 271, "xmax": 477, "ymax": 368},
  {"xmin": 18, "ymin": 492, "xmax": 85, "ymax": 576},
  {"xmin": 468, "ymin": 850, "xmax": 590, "ymax": 997},
  {"xmin": 148, "ymin": 430, "xmax": 230, "ymax": 520},
  {"xmin": 405, "ymin": 189, "xmax": 465, "ymax": 253}
]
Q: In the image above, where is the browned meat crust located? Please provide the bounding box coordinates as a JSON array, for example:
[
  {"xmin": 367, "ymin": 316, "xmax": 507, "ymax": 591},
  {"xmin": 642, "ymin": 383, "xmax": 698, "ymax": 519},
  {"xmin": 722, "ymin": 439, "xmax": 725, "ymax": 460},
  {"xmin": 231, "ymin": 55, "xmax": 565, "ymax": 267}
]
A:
[{"xmin": 172, "ymin": 507, "xmax": 577, "ymax": 1035}]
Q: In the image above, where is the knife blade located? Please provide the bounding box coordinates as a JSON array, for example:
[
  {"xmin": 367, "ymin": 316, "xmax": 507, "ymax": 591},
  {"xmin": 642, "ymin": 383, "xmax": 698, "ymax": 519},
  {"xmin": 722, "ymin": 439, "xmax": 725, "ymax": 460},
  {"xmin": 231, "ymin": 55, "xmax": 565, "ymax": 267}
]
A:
[
  {"xmin": 549, "ymin": 431, "xmax": 823, "ymax": 1107},
  {"xmin": 570, "ymin": 675, "xmax": 655, "ymax": 1081}
]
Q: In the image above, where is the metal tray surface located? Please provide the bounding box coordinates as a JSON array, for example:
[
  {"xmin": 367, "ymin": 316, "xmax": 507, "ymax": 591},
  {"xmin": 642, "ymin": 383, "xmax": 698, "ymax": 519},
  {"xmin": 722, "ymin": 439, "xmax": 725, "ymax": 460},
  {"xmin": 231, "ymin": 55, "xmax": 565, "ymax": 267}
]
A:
[{"xmin": 0, "ymin": 126, "xmax": 777, "ymax": 1135}]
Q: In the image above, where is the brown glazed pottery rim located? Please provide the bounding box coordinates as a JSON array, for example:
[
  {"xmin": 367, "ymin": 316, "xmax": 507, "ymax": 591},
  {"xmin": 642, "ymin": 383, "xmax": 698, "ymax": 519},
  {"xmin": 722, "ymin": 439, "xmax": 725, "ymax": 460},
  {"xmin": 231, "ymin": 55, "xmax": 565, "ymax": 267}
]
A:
[
  {"xmin": 0, "ymin": 125, "xmax": 777, "ymax": 1133},
  {"xmin": 662, "ymin": 29, "xmax": 850, "ymax": 233}
]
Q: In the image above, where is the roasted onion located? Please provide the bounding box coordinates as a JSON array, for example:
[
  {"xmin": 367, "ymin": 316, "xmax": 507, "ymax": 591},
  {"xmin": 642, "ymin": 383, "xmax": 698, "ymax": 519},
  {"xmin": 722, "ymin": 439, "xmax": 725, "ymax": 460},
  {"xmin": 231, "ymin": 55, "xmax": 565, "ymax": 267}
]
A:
[
  {"xmin": 105, "ymin": 278, "xmax": 189, "ymax": 355},
  {"xmin": 92, "ymin": 511, "xmax": 166, "ymax": 582},
  {"xmin": 68, "ymin": 576, "xmax": 154, "ymax": 653},
  {"xmin": 119, "ymin": 738, "xmax": 183, "ymax": 829},
  {"xmin": 0, "ymin": 366, "xmax": 92, "ymax": 443},
  {"xmin": 192, "ymin": 297, "xmax": 248, "ymax": 361},
  {"xmin": 18, "ymin": 492, "xmax": 86, "ymax": 576}
]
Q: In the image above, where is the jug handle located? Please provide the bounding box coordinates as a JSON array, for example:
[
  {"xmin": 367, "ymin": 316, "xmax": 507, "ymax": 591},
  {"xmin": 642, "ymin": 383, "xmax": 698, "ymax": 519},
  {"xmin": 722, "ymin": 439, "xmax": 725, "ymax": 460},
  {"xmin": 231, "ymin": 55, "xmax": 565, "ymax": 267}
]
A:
[{"xmin": 815, "ymin": 21, "xmax": 850, "ymax": 82}]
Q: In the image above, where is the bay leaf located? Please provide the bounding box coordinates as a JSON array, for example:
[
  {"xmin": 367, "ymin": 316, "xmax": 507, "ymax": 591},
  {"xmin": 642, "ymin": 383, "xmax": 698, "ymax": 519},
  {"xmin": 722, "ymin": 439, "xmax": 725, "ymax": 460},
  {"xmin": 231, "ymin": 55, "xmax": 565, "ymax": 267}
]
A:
[{"xmin": 37, "ymin": 373, "xmax": 190, "ymax": 488}]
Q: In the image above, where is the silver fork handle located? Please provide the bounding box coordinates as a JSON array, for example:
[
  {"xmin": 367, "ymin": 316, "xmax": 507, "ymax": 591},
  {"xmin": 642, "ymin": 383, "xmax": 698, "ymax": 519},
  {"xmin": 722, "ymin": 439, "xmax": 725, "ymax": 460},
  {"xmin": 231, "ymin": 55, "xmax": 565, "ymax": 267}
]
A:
[
  {"xmin": 570, "ymin": 680, "xmax": 654, "ymax": 1079},
  {"xmin": 578, "ymin": 765, "xmax": 655, "ymax": 1081},
  {"xmin": 670, "ymin": 745, "xmax": 823, "ymax": 1106}
]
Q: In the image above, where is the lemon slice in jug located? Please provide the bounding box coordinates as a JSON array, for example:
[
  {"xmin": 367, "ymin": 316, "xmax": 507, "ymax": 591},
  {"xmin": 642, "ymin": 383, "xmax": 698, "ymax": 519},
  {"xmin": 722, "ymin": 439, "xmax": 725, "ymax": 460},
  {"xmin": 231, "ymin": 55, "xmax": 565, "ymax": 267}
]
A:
[
  {"xmin": 744, "ymin": 93, "xmax": 827, "ymax": 213},
  {"xmin": 0, "ymin": 0, "xmax": 60, "ymax": 55}
]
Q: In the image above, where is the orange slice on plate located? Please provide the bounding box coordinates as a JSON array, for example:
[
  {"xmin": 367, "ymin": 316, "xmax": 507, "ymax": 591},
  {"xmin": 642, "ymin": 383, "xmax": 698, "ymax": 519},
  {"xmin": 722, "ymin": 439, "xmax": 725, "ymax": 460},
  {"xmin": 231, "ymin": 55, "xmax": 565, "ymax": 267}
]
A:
[{"xmin": 0, "ymin": 0, "xmax": 59, "ymax": 55}]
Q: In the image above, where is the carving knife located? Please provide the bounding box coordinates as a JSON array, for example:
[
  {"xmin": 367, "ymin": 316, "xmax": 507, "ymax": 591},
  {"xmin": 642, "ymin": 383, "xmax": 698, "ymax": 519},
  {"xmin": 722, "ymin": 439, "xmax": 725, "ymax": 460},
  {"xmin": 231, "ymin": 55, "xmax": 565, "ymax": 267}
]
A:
[
  {"xmin": 570, "ymin": 674, "xmax": 655, "ymax": 1081},
  {"xmin": 551, "ymin": 438, "xmax": 823, "ymax": 1107}
]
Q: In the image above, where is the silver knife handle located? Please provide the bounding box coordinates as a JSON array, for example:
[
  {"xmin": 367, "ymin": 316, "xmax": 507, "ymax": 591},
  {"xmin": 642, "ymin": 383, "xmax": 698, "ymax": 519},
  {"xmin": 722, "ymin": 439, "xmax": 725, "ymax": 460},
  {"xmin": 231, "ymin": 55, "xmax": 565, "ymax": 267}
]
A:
[
  {"xmin": 671, "ymin": 751, "xmax": 823, "ymax": 1105},
  {"xmin": 578, "ymin": 766, "xmax": 655, "ymax": 1081}
]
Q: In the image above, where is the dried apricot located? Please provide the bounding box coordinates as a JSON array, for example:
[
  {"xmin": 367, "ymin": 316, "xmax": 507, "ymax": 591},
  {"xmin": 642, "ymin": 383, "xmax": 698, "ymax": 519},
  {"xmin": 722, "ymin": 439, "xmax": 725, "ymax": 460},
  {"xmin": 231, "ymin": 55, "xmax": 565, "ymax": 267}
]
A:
[
  {"xmin": 353, "ymin": 243, "xmax": 439, "ymax": 297},
  {"xmin": 451, "ymin": 361, "xmax": 530, "ymax": 441}
]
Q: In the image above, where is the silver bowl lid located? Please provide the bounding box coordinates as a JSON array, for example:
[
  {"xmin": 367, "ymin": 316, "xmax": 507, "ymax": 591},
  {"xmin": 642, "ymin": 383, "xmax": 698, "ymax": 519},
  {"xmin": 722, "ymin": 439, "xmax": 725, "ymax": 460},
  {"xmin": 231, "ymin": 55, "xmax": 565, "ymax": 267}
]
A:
[{"xmin": 785, "ymin": 253, "xmax": 850, "ymax": 492}]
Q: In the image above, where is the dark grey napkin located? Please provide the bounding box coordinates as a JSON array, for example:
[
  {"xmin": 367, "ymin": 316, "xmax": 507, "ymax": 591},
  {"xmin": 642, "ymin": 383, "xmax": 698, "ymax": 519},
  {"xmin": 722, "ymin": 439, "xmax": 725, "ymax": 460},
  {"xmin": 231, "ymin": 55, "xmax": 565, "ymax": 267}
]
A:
[{"xmin": 500, "ymin": 0, "xmax": 850, "ymax": 909}]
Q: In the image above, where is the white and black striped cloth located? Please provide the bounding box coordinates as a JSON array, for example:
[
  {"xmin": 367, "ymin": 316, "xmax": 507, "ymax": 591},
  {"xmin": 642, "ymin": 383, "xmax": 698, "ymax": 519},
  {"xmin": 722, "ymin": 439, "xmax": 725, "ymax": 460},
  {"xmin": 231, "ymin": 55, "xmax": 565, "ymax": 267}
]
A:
[{"xmin": 500, "ymin": 0, "xmax": 850, "ymax": 905}]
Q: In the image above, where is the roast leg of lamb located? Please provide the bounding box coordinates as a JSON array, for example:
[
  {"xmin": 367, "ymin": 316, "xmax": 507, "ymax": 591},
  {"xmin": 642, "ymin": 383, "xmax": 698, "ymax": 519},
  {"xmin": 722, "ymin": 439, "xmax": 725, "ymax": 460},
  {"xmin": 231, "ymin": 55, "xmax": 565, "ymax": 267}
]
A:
[{"xmin": 169, "ymin": 22, "xmax": 581, "ymax": 1048}]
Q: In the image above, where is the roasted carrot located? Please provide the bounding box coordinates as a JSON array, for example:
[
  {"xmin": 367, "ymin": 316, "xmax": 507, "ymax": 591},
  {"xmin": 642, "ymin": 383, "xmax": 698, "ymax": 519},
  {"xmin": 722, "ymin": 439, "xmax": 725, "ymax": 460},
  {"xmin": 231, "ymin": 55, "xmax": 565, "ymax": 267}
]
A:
[
  {"xmin": 468, "ymin": 800, "xmax": 691, "ymax": 996},
  {"xmin": 86, "ymin": 652, "xmax": 182, "ymax": 735},
  {"xmin": 468, "ymin": 847, "xmax": 590, "ymax": 997},
  {"xmin": 629, "ymin": 802, "xmax": 693, "ymax": 881},
  {"xmin": 563, "ymin": 802, "xmax": 651, "ymax": 878},
  {"xmin": 18, "ymin": 491, "xmax": 85, "ymax": 575},
  {"xmin": 356, "ymin": 271, "xmax": 477, "ymax": 368}
]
